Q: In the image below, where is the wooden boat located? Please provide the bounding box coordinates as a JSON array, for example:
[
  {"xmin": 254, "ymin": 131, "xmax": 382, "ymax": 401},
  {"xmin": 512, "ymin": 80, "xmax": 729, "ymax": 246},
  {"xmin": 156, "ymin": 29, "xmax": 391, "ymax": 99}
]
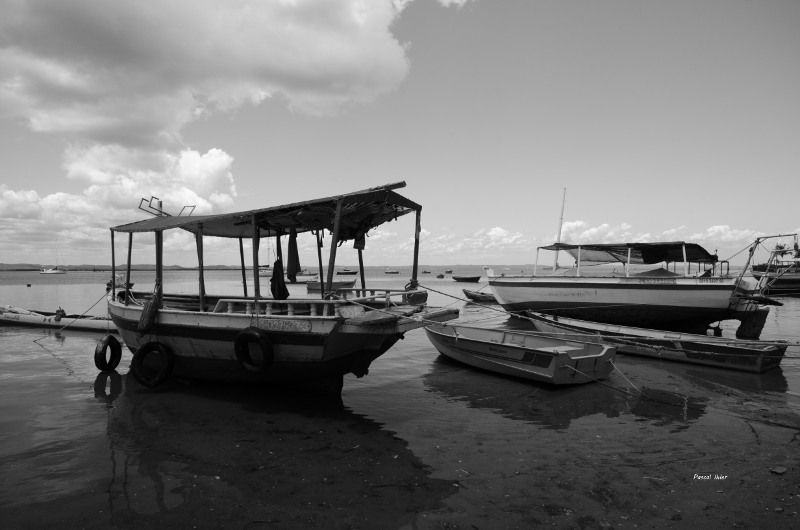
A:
[
  {"xmin": 453, "ymin": 275, "xmax": 481, "ymax": 282},
  {"xmin": 0, "ymin": 305, "xmax": 118, "ymax": 333},
  {"xmin": 462, "ymin": 289, "xmax": 497, "ymax": 303},
  {"xmin": 486, "ymin": 240, "xmax": 783, "ymax": 339},
  {"xmin": 445, "ymin": 269, "xmax": 453, "ymax": 274},
  {"xmin": 384, "ymin": 269, "xmax": 400, "ymax": 275},
  {"xmin": 105, "ymin": 182, "xmax": 459, "ymax": 393},
  {"xmin": 424, "ymin": 324, "xmax": 616, "ymax": 385},
  {"xmin": 750, "ymin": 235, "xmax": 800, "ymax": 296},
  {"xmin": 527, "ymin": 312, "xmax": 788, "ymax": 373},
  {"xmin": 306, "ymin": 279, "xmax": 356, "ymax": 292},
  {"xmin": 337, "ymin": 269, "xmax": 358, "ymax": 276}
]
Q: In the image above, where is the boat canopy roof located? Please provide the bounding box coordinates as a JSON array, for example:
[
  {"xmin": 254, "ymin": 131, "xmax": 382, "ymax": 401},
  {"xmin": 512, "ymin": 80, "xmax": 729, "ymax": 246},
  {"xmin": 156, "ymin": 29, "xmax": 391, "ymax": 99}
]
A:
[
  {"xmin": 111, "ymin": 182, "xmax": 419, "ymax": 241},
  {"xmin": 540, "ymin": 242, "xmax": 719, "ymax": 264}
]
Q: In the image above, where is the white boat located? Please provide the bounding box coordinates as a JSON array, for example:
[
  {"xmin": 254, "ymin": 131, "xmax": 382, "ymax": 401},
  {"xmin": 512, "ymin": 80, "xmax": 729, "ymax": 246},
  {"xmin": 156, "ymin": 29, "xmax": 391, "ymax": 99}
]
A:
[
  {"xmin": 0, "ymin": 305, "xmax": 117, "ymax": 333},
  {"xmin": 105, "ymin": 182, "xmax": 459, "ymax": 393},
  {"xmin": 486, "ymin": 241, "xmax": 781, "ymax": 339},
  {"xmin": 528, "ymin": 312, "xmax": 788, "ymax": 373},
  {"xmin": 750, "ymin": 235, "xmax": 800, "ymax": 296},
  {"xmin": 424, "ymin": 324, "xmax": 616, "ymax": 385},
  {"xmin": 39, "ymin": 267, "xmax": 66, "ymax": 274}
]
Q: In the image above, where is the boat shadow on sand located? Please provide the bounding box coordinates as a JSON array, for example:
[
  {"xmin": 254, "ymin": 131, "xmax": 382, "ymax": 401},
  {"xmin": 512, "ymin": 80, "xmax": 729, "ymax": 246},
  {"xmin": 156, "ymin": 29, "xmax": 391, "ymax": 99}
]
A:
[{"xmin": 83, "ymin": 372, "xmax": 458, "ymax": 529}]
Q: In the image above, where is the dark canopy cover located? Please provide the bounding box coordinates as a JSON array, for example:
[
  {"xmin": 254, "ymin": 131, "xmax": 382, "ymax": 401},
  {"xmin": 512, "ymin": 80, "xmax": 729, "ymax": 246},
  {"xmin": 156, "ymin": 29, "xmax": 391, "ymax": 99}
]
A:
[
  {"xmin": 111, "ymin": 182, "xmax": 420, "ymax": 242},
  {"xmin": 541, "ymin": 242, "xmax": 719, "ymax": 264}
]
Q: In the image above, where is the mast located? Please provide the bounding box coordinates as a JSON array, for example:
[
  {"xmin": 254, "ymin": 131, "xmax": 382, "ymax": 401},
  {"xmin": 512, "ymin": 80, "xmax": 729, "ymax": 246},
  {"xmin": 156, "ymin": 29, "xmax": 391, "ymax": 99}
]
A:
[{"xmin": 553, "ymin": 188, "xmax": 566, "ymax": 271}]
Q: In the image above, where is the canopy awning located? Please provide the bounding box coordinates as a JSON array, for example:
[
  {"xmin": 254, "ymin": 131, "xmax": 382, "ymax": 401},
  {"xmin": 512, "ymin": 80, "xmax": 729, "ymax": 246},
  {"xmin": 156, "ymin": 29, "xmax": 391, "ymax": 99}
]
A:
[
  {"xmin": 540, "ymin": 242, "xmax": 719, "ymax": 264},
  {"xmin": 111, "ymin": 182, "xmax": 420, "ymax": 241}
]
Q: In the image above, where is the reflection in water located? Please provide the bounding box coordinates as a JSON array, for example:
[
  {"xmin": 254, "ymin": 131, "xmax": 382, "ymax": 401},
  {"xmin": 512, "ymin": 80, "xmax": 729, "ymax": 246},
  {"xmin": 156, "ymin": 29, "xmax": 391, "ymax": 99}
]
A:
[
  {"xmin": 94, "ymin": 375, "xmax": 457, "ymax": 527},
  {"xmin": 423, "ymin": 355, "xmax": 708, "ymax": 430}
]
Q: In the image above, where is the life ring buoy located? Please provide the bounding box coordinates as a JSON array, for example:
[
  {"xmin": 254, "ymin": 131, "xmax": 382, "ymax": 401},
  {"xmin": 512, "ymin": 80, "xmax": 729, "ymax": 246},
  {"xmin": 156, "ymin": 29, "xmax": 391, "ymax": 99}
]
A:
[
  {"xmin": 234, "ymin": 327, "xmax": 274, "ymax": 373},
  {"xmin": 130, "ymin": 342, "xmax": 174, "ymax": 388},
  {"xmin": 94, "ymin": 334, "xmax": 122, "ymax": 372}
]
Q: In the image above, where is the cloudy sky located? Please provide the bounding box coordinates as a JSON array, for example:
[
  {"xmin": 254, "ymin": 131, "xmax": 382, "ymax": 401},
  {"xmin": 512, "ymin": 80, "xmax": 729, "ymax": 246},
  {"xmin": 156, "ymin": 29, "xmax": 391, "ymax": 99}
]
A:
[{"xmin": 1, "ymin": 0, "xmax": 798, "ymax": 268}]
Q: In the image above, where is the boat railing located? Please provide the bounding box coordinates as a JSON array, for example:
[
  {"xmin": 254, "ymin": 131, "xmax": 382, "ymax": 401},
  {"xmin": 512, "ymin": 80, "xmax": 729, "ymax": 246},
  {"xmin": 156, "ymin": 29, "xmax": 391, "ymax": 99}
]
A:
[
  {"xmin": 209, "ymin": 289, "xmax": 427, "ymax": 317},
  {"xmin": 123, "ymin": 288, "xmax": 427, "ymax": 317}
]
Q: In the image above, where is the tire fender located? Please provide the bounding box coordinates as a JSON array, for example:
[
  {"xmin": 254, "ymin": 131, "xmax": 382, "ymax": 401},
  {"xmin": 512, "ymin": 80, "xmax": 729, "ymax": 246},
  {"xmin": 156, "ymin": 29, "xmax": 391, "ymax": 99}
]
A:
[
  {"xmin": 94, "ymin": 334, "xmax": 122, "ymax": 372},
  {"xmin": 234, "ymin": 327, "xmax": 274, "ymax": 373},
  {"xmin": 131, "ymin": 342, "xmax": 174, "ymax": 388}
]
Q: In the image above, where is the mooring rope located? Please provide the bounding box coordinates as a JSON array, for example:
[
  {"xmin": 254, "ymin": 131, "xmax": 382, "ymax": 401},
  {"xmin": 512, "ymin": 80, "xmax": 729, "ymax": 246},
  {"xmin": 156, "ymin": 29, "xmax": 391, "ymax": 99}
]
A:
[{"xmin": 32, "ymin": 291, "xmax": 111, "ymax": 343}]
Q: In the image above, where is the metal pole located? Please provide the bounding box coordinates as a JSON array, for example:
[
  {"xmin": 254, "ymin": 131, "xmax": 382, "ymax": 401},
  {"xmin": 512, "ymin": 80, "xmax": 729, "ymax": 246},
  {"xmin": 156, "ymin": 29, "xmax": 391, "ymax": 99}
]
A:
[{"xmin": 553, "ymin": 188, "xmax": 566, "ymax": 271}]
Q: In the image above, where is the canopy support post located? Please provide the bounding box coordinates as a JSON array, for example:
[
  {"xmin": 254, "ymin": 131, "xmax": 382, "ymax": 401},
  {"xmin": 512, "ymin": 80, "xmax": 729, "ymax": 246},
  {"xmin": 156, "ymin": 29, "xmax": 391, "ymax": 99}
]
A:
[
  {"xmin": 239, "ymin": 238, "xmax": 248, "ymax": 297},
  {"xmin": 358, "ymin": 249, "xmax": 366, "ymax": 291},
  {"xmin": 110, "ymin": 230, "xmax": 116, "ymax": 301},
  {"xmin": 252, "ymin": 214, "xmax": 260, "ymax": 299},
  {"xmin": 155, "ymin": 230, "xmax": 163, "ymax": 308},
  {"xmin": 196, "ymin": 225, "xmax": 206, "ymax": 311},
  {"xmin": 315, "ymin": 231, "xmax": 326, "ymax": 300},
  {"xmin": 409, "ymin": 208, "xmax": 421, "ymax": 288},
  {"xmin": 126, "ymin": 233, "xmax": 133, "ymax": 305},
  {"xmin": 325, "ymin": 200, "xmax": 344, "ymax": 298}
]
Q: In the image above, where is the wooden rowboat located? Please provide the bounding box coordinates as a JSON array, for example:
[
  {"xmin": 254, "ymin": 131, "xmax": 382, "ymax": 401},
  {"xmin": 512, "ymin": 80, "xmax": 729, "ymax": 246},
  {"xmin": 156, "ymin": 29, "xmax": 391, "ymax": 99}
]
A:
[
  {"xmin": 452, "ymin": 275, "xmax": 481, "ymax": 283},
  {"xmin": 527, "ymin": 312, "xmax": 788, "ymax": 373},
  {"xmin": 462, "ymin": 289, "xmax": 497, "ymax": 303},
  {"xmin": 424, "ymin": 324, "xmax": 616, "ymax": 385},
  {"xmin": 0, "ymin": 305, "xmax": 118, "ymax": 333}
]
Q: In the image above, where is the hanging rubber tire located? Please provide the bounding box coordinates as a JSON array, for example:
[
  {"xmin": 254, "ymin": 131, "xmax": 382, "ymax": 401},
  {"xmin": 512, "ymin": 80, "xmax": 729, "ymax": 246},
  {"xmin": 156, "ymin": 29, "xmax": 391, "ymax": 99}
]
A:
[
  {"xmin": 234, "ymin": 327, "xmax": 274, "ymax": 373},
  {"xmin": 130, "ymin": 342, "xmax": 174, "ymax": 388},
  {"xmin": 94, "ymin": 334, "xmax": 122, "ymax": 372}
]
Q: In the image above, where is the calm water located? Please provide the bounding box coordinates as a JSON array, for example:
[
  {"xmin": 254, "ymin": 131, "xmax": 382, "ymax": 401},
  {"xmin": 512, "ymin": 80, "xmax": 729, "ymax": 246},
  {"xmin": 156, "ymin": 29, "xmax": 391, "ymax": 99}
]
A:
[{"xmin": 2, "ymin": 268, "xmax": 800, "ymax": 525}]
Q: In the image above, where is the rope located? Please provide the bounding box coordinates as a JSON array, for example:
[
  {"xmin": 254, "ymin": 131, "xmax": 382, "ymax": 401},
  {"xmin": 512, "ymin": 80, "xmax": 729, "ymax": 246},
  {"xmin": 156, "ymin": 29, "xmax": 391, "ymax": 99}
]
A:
[{"xmin": 33, "ymin": 291, "xmax": 112, "ymax": 343}]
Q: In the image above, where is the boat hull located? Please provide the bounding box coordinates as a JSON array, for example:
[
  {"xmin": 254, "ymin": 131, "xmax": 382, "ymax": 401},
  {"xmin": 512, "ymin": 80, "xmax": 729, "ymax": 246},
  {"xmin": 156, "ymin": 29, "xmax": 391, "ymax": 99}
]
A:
[
  {"xmin": 109, "ymin": 298, "xmax": 457, "ymax": 385},
  {"xmin": 528, "ymin": 313, "xmax": 787, "ymax": 373},
  {"xmin": 751, "ymin": 270, "xmax": 800, "ymax": 296},
  {"xmin": 424, "ymin": 324, "xmax": 615, "ymax": 385},
  {"xmin": 488, "ymin": 275, "xmax": 756, "ymax": 333},
  {"xmin": 0, "ymin": 307, "xmax": 117, "ymax": 333}
]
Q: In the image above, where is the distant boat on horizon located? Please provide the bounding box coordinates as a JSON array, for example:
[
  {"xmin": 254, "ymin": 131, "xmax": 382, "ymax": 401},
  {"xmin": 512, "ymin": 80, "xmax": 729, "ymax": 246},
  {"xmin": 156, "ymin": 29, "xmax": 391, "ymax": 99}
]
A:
[{"xmin": 40, "ymin": 267, "xmax": 66, "ymax": 275}]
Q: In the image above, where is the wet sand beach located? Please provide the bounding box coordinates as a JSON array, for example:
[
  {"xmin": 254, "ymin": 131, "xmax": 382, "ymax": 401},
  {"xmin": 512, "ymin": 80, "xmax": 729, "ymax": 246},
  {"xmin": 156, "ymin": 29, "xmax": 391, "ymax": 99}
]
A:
[{"xmin": 2, "ymin": 271, "xmax": 800, "ymax": 528}]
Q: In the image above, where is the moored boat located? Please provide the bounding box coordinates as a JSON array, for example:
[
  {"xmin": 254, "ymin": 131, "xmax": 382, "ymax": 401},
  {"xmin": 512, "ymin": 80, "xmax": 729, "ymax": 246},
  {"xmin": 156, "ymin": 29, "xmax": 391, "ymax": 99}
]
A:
[
  {"xmin": 527, "ymin": 312, "xmax": 788, "ymax": 373},
  {"xmin": 453, "ymin": 275, "xmax": 481, "ymax": 282},
  {"xmin": 306, "ymin": 279, "xmax": 356, "ymax": 292},
  {"xmin": 384, "ymin": 269, "xmax": 400, "ymax": 274},
  {"xmin": 40, "ymin": 267, "xmax": 66, "ymax": 275},
  {"xmin": 750, "ymin": 235, "xmax": 800, "ymax": 297},
  {"xmin": 104, "ymin": 182, "xmax": 459, "ymax": 394},
  {"xmin": 487, "ymin": 240, "xmax": 782, "ymax": 339},
  {"xmin": 0, "ymin": 305, "xmax": 118, "ymax": 333},
  {"xmin": 337, "ymin": 268, "xmax": 358, "ymax": 275},
  {"xmin": 424, "ymin": 323, "xmax": 616, "ymax": 385},
  {"xmin": 462, "ymin": 289, "xmax": 497, "ymax": 303}
]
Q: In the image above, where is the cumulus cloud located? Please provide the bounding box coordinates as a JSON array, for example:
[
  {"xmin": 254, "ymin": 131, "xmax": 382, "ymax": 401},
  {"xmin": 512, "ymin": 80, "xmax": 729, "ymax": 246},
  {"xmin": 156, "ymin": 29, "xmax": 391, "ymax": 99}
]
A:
[{"xmin": 0, "ymin": 0, "xmax": 457, "ymax": 262}]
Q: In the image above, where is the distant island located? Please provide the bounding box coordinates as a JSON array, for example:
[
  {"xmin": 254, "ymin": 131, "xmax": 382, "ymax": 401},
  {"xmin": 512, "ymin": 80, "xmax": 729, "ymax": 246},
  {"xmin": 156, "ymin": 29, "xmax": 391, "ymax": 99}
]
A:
[{"xmin": 0, "ymin": 264, "xmax": 246, "ymax": 272}]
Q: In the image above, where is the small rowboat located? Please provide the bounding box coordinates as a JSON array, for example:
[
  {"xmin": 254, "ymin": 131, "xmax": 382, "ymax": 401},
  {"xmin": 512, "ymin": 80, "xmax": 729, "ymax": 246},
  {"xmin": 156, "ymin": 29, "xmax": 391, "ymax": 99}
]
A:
[
  {"xmin": 527, "ymin": 312, "xmax": 788, "ymax": 373},
  {"xmin": 306, "ymin": 279, "xmax": 357, "ymax": 293},
  {"xmin": 0, "ymin": 305, "xmax": 118, "ymax": 333},
  {"xmin": 424, "ymin": 324, "xmax": 615, "ymax": 385},
  {"xmin": 452, "ymin": 275, "xmax": 481, "ymax": 282}
]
